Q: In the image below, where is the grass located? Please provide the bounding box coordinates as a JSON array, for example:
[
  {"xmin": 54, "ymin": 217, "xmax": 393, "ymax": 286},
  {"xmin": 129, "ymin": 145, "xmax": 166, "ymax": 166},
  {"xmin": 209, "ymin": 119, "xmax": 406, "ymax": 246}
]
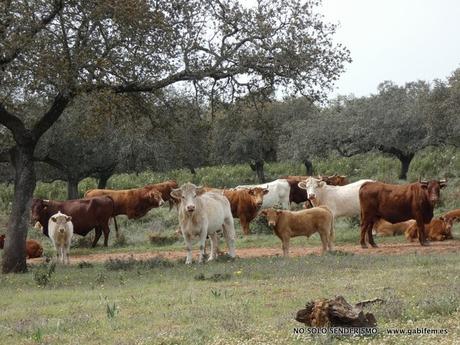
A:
[{"xmin": 0, "ymin": 252, "xmax": 458, "ymax": 345}]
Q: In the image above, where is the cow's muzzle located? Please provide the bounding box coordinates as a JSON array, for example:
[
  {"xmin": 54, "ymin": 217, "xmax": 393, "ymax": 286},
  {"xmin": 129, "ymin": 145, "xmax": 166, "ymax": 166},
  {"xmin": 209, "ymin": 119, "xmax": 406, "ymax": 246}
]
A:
[{"xmin": 186, "ymin": 205, "xmax": 195, "ymax": 213}]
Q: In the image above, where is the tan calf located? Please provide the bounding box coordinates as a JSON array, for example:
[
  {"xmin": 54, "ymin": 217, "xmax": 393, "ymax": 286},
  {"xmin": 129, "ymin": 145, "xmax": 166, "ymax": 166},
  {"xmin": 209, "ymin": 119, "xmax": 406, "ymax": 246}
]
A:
[
  {"xmin": 373, "ymin": 219, "xmax": 416, "ymax": 236},
  {"xmin": 260, "ymin": 206, "xmax": 334, "ymax": 256},
  {"xmin": 405, "ymin": 217, "xmax": 454, "ymax": 242}
]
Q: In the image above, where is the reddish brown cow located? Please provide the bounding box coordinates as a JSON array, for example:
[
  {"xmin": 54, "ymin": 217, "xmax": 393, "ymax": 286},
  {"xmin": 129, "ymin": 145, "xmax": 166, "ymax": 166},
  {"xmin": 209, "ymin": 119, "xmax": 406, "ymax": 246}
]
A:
[
  {"xmin": 31, "ymin": 197, "xmax": 114, "ymax": 247},
  {"xmin": 359, "ymin": 179, "xmax": 447, "ymax": 248},
  {"xmin": 84, "ymin": 185, "xmax": 165, "ymax": 236},
  {"xmin": 405, "ymin": 218, "xmax": 454, "ymax": 242},
  {"xmin": 440, "ymin": 208, "xmax": 460, "ymax": 224},
  {"xmin": 0, "ymin": 234, "xmax": 43, "ymax": 258},
  {"xmin": 144, "ymin": 180, "xmax": 179, "ymax": 209},
  {"xmin": 204, "ymin": 187, "xmax": 268, "ymax": 235}
]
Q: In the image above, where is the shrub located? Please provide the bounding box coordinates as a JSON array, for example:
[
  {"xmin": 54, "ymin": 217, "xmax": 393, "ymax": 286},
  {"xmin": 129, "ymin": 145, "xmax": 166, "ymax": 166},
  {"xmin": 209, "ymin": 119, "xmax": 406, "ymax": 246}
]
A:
[{"xmin": 33, "ymin": 262, "xmax": 56, "ymax": 287}]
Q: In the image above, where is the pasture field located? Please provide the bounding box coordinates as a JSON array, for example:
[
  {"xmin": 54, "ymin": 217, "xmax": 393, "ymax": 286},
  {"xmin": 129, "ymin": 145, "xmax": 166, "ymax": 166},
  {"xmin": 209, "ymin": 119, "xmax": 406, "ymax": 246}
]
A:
[
  {"xmin": 1, "ymin": 150, "xmax": 459, "ymax": 344},
  {"xmin": 0, "ymin": 247, "xmax": 459, "ymax": 345}
]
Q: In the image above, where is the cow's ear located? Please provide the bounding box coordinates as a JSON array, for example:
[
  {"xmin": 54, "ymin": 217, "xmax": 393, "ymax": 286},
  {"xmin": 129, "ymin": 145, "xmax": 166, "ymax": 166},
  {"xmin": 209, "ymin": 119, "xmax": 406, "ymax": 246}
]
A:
[
  {"xmin": 259, "ymin": 210, "xmax": 267, "ymax": 217},
  {"xmin": 248, "ymin": 189, "xmax": 255, "ymax": 196},
  {"xmin": 440, "ymin": 179, "xmax": 447, "ymax": 188},
  {"xmin": 196, "ymin": 186, "xmax": 206, "ymax": 196},
  {"xmin": 298, "ymin": 181, "xmax": 307, "ymax": 190},
  {"xmin": 51, "ymin": 216, "xmax": 57, "ymax": 222},
  {"xmin": 276, "ymin": 210, "xmax": 283, "ymax": 216},
  {"xmin": 263, "ymin": 188, "xmax": 269, "ymax": 195},
  {"xmin": 66, "ymin": 216, "xmax": 72, "ymax": 222},
  {"xmin": 319, "ymin": 181, "xmax": 326, "ymax": 187},
  {"xmin": 170, "ymin": 189, "xmax": 182, "ymax": 199}
]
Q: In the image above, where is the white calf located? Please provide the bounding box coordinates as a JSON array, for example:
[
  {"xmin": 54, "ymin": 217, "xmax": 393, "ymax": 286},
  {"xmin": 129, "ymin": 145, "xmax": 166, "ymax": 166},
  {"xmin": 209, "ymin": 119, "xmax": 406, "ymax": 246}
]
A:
[
  {"xmin": 48, "ymin": 211, "xmax": 74, "ymax": 264},
  {"xmin": 171, "ymin": 183, "xmax": 236, "ymax": 264}
]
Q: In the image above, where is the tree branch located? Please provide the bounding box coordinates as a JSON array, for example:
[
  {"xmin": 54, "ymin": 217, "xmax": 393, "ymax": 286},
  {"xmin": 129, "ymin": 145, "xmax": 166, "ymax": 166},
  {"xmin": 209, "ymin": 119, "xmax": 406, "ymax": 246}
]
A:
[
  {"xmin": 0, "ymin": 0, "xmax": 64, "ymax": 67},
  {"xmin": 0, "ymin": 104, "xmax": 28, "ymax": 139},
  {"xmin": 31, "ymin": 92, "xmax": 72, "ymax": 141}
]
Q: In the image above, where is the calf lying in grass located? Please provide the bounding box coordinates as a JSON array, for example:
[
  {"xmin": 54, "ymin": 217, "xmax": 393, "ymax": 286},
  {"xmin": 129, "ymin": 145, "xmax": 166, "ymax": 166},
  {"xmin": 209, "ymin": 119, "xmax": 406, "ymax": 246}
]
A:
[
  {"xmin": 48, "ymin": 211, "xmax": 74, "ymax": 264},
  {"xmin": 405, "ymin": 217, "xmax": 453, "ymax": 242},
  {"xmin": 372, "ymin": 219, "xmax": 416, "ymax": 236},
  {"xmin": 260, "ymin": 206, "xmax": 334, "ymax": 256},
  {"xmin": 0, "ymin": 234, "xmax": 43, "ymax": 259}
]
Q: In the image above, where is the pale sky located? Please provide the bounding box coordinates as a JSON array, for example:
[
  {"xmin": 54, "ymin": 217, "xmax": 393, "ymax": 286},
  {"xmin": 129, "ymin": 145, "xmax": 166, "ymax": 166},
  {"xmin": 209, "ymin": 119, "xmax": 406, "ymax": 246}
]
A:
[{"xmin": 321, "ymin": 0, "xmax": 460, "ymax": 97}]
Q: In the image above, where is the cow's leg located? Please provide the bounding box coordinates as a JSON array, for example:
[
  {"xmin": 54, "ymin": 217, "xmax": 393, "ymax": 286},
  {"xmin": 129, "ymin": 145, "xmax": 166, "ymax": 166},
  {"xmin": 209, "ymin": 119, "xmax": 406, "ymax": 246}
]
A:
[
  {"xmin": 66, "ymin": 241, "xmax": 71, "ymax": 264},
  {"xmin": 319, "ymin": 231, "xmax": 328, "ymax": 254},
  {"xmin": 360, "ymin": 220, "xmax": 368, "ymax": 248},
  {"xmin": 239, "ymin": 216, "xmax": 250, "ymax": 236},
  {"xmin": 416, "ymin": 220, "xmax": 429, "ymax": 246},
  {"xmin": 198, "ymin": 228, "xmax": 208, "ymax": 264},
  {"xmin": 222, "ymin": 217, "xmax": 236, "ymax": 258},
  {"xmin": 208, "ymin": 232, "xmax": 218, "ymax": 261},
  {"xmin": 92, "ymin": 227, "xmax": 103, "ymax": 247},
  {"xmin": 367, "ymin": 222, "xmax": 378, "ymax": 248},
  {"xmin": 281, "ymin": 236, "xmax": 290, "ymax": 256},
  {"xmin": 102, "ymin": 223, "xmax": 110, "ymax": 247},
  {"xmin": 183, "ymin": 231, "xmax": 193, "ymax": 264},
  {"xmin": 113, "ymin": 217, "xmax": 120, "ymax": 239}
]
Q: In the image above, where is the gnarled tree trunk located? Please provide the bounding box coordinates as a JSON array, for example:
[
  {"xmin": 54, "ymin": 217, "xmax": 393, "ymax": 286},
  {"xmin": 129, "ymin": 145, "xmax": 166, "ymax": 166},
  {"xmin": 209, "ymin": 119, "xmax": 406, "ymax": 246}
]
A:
[
  {"xmin": 397, "ymin": 153, "xmax": 414, "ymax": 180},
  {"xmin": 2, "ymin": 146, "xmax": 36, "ymax": 273},
  {"xmin": 304, "ymin": 159, "xmax": 313, "ymax": 176},
  {"xmin": 97, "ymin": 173, "xmax": 111, "ymax": 189},
  {"xmin": 67, "ymin": 177, "xmax": 79, "ymax": 200}
]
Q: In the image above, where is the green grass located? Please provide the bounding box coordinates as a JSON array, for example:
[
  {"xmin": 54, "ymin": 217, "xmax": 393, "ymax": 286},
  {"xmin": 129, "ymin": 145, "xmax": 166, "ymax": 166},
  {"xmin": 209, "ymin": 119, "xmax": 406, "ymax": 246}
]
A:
[{"xmin": 0, "ymin": 252, "xmax": 458, "ymax": 345}]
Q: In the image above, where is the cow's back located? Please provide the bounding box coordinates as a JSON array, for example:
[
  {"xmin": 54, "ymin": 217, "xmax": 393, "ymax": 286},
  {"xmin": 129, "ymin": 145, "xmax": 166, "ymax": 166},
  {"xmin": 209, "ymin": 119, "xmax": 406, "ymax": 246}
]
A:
[
  {"xmin": 277, "ymin": 207, "xmax": 332, "ymax": 235},
  {"xmin": 45, "ymin": 197, "xmax": 113, "ymax": 236}
]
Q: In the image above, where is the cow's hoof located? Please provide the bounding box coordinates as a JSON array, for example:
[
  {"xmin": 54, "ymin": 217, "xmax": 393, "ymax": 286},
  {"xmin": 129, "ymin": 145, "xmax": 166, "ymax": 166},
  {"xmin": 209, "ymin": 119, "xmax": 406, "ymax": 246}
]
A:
[
  {"xmin": 360, "ymin": 243, "xmax": 368, "ymax": 249},
  {"xmin": 421, "ymin": 241, "xmax": 431, "ymax": 246},
  {"xmin": 370, "ymin": 243, "xmax": 378, "ymax": 248}
]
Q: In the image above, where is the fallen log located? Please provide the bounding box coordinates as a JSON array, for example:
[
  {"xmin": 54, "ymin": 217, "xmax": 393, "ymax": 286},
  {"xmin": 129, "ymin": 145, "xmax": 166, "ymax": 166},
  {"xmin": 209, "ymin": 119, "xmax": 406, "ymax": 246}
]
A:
[{"xmin": 295, "ymin": 295, "xmax": 381, "ymax": 327}]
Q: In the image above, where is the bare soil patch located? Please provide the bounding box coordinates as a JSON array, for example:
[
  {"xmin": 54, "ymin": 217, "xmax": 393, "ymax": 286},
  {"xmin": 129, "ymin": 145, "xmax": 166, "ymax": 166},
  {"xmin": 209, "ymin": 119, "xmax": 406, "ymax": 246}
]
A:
[{"xmin": 28, "ymin": 239, "xmax": 460, "ymax": 265}]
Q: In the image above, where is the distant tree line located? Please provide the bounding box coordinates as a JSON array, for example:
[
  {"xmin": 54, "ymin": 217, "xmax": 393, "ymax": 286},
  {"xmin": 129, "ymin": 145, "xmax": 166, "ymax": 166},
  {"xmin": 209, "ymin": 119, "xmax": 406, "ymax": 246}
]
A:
[{"xmin": 1, "ymin": 68, "xmax": 460, "ymax": 193}]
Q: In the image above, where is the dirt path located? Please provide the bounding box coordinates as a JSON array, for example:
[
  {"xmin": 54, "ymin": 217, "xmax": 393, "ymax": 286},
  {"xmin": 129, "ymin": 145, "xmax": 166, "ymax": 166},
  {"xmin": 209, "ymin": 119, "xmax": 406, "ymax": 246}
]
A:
[{"xmin": 28, "ymin": 239, "xmax": 460, "ymax": 265}]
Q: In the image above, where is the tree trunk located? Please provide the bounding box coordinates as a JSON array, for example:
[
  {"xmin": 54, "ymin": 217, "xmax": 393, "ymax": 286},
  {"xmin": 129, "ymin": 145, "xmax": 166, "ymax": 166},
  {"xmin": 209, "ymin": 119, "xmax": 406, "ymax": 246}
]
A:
[
  {"xmin": 2, "ymin": 146, "xmax": 36, "ymax": 273},
  {"xmin": 67, "ymin": 178, "xmax": 79, "ymax": 200},
  {"xmin": 304, "ymin": 159, "xmax": 313, "ymax": 176},
  {"xmin": 97, "ymin": 174, "xmax": 111, "ymax": 189},
  {"xmin": 189, "ymin": 167, "xmax": 196, "ymax": 175},
  {"xmin": 250, "ymin": 160, "xmax": 265, "ymax": 183},
  {"xmin": 397, "ymin": 153, "xmax": 414, "ymax": 180}
]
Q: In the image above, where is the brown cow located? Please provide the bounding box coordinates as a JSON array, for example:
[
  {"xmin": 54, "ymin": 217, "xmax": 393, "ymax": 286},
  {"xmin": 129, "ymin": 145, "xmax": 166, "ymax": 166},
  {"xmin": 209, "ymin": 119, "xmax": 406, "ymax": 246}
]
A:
[
  {"xmin": 405, "ymin": 218, "xmax": 454, "ymax": 242},
  {"xmin": 84, "ymin": 185, "xmax": 165, "ymax": 237},
  {"xmin": 440, "ymin": 208, "xmax": 460, "ymax": 224},
  {"xmin": 282, "ymin": 175, "xmax": 348, "ymax": 208},
  {"xmin": 204, "ymin": 187, "xmax": 268, "ymax": 235},
  {"xmin": 31, "ymin": 197, "xmax": 114, "ymax": 247},
  {"xmin": 260, "ymin": 206, "xmax": 334, "ymax": 256},
  {"xmin": 359, "ymin": 179, "xmax": 447, "ymax": 248},
  {"xmin": 144, "ymin": 180, "xmax": 179, "ymax": 209},
  {"xmin": 0, "ymin": 234, "xmax": 43, "ymax": 259},
  {"xmin": 373, "ymin": 219, "xmax": 416, "ymax": 236}
]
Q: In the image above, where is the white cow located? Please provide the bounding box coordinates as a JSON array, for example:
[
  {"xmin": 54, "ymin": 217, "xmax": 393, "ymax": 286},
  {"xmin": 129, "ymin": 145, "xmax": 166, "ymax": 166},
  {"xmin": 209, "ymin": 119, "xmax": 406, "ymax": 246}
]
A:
[
  {"xmin": 298, "ymin": 177, "xmax": 374, "ymax": 218},
  {"xmin": 48, "ymin": 211, "xmax": 74, "ymax": 264},
  {"xmin": 171, "ymin": 183, "xmax": 236, "ymax": 264},
  {"xmin": 235, "ymin": 179, "xmax": 290, "ymax": 209}
]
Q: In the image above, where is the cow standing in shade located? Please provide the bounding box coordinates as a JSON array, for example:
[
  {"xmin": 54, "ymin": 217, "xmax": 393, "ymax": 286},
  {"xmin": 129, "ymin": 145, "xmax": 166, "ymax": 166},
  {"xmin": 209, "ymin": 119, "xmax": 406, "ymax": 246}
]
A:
[
  {"xmin": 48, "ymin": 211, "xmax": 74, "ymax": 264},
  {"xmin": 359, "ymin": 179, "xmax": 447, "ymax": 248},
  {"xmin": 32, "ymin": 197, "xmax": 114, "ymax": 247},
  {"xmin": 84, "ymin": 185, "xmax": 165, "ymax": 238},
  {"xmin": 171, "ymin": 183, "xmax": 236, "ymax": 264}
]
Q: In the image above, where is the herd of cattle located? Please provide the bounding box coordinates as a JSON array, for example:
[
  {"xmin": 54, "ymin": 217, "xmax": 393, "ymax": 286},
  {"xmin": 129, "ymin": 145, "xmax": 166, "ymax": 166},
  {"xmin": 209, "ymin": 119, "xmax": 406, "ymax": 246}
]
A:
[{"xmin": 0, "ymin": 175, "xmax": 458, "ymax": 264}]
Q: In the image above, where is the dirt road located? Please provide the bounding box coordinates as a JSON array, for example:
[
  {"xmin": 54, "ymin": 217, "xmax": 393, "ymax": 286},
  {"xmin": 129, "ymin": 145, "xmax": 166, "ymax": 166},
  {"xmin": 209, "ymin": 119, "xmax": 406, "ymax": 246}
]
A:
[{"xmin": 28, "ymin": 239, "xmax": 460, "ymax": 265}]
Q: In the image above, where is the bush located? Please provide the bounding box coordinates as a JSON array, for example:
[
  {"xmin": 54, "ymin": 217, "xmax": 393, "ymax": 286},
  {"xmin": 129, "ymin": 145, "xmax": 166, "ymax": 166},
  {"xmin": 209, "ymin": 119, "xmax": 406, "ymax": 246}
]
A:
[
  {"xmin": 33, "ymin": 262, "xmax": 56, "ymax": 287},
  {"xmin": 249, "ymin": 215, "xmax": 273, "ymax": 235}
]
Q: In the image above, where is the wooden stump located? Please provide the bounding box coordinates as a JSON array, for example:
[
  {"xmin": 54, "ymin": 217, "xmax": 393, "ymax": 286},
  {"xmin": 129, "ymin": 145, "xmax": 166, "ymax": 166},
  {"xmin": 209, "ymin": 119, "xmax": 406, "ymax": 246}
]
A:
[{"xmin": 295, "ymin": 296, "xmax": 381, "ymax": 327}]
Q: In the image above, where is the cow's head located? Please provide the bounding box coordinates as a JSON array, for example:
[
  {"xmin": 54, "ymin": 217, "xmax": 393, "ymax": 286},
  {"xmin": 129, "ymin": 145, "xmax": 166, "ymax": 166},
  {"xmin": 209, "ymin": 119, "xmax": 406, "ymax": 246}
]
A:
[
  {"xmin": 298, "ymin": 177, "xmax": 325, "ymax": 201},
  {"xmin": 419, "ymin": 178, "xmax": 447, "ymax": 205},
  {"xmin": 321, "ymin": 174, "xmax": 349, "ymax": 186},
  {"xmin": 438, "ymin": 217, "xmax": 454, "ymax": 240},
  {"xmin": 50, "ymin": 211, "xmax": 72, "ymax": 233},
  {"xmin": 259, "ymin": 208, "xmax": 282, "ymax": 227},
  {"xmin": 248, "ymin": 187, "xmax": 269, "ymax": 208},
  {"xmin": 148, "ymin": 189, "xmax": 165, "ymax": 207},
  {"xmin": 31, "ymin": 198, "xmax": 48, "ymax": 224},
  {"xmin": 170, "ymin": 183, "xmax": 205, "ymax": 214},
  {"xmin": 0, "ymin": 234, "xmax": 5, "ymax": 249}
]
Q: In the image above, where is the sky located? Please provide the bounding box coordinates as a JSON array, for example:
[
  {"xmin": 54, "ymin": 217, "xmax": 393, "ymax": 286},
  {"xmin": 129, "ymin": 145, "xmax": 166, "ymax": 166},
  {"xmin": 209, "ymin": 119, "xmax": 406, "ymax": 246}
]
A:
[{"xmin": 320, "ymin": 0, "xmax": 460, "ymax": 97}]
